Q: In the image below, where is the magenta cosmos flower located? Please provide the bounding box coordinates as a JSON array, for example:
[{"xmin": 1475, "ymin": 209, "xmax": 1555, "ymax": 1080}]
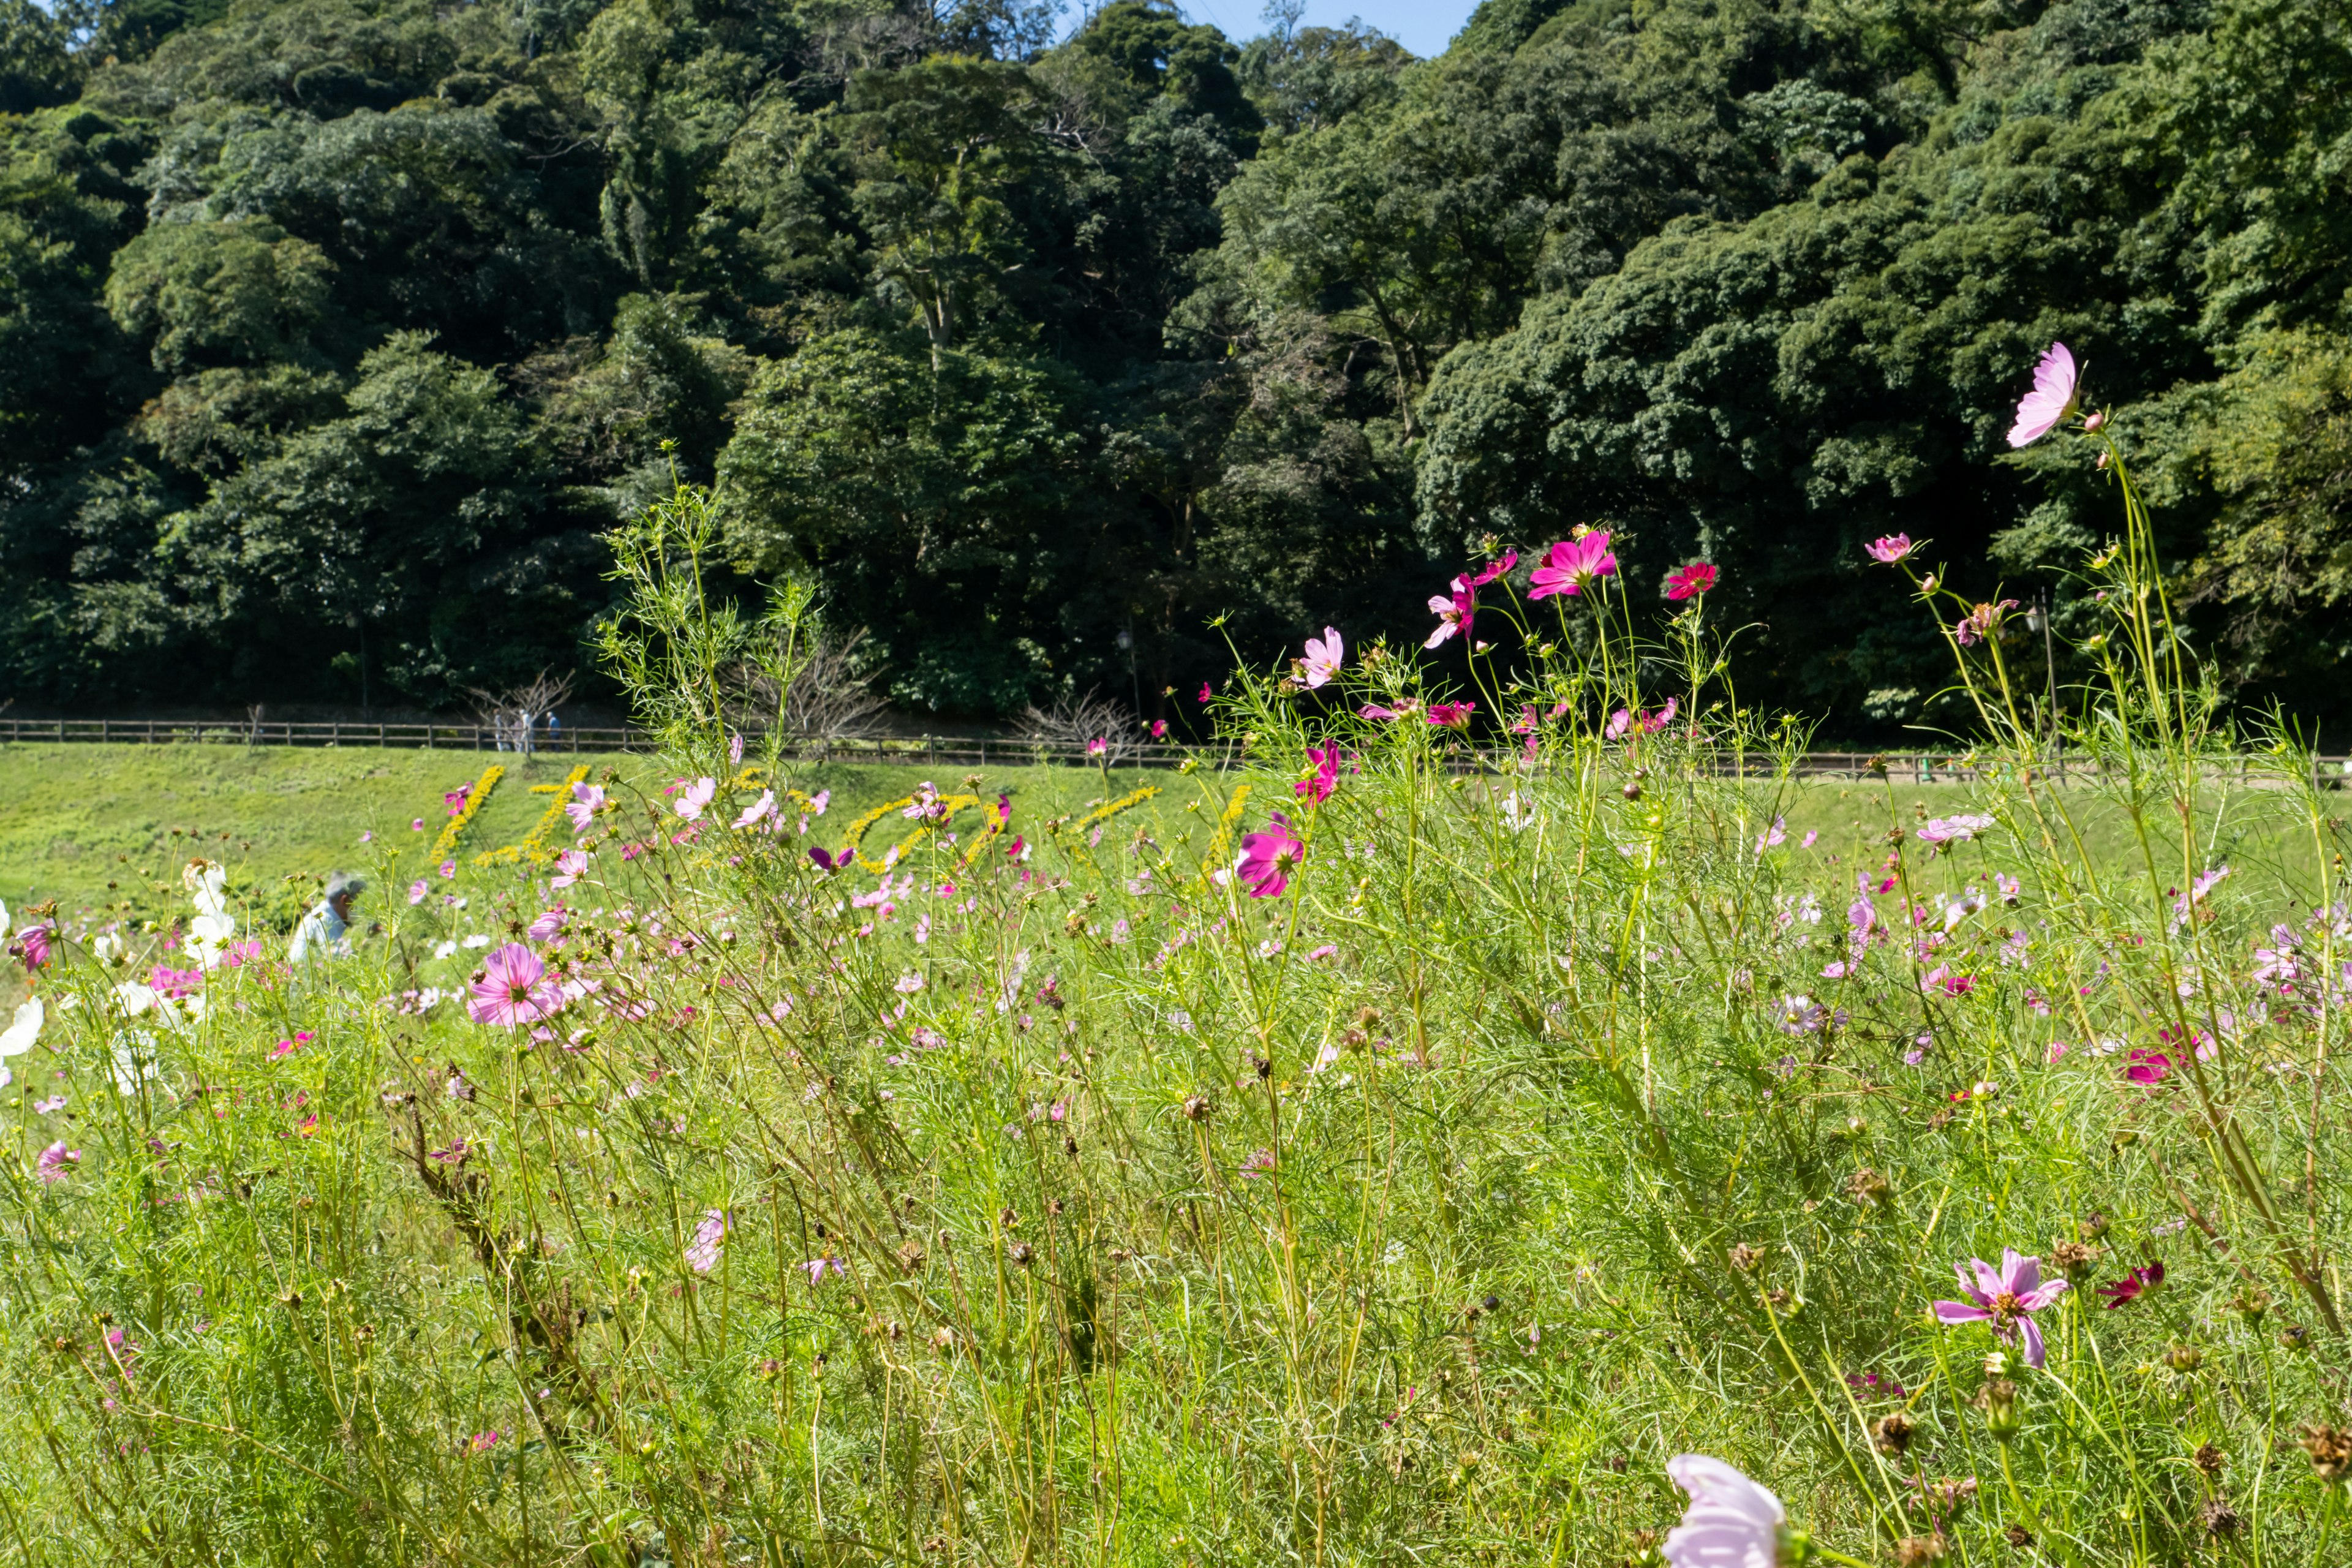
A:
[
  {"xmin": 1469, "ymin": 549, "xmax": 1518, "ymax": 587},
  {"xmin": 1864, "ymin": 533, "xmax": 1916, "ymax": 564},
  {"xmin": 1529, "ymin": 531, "xmax": 1617, "ymax": 598},
  {"xmin": 1295, "ymin": 745, "xmax": 1341, "ymax": 805},
  {"xmin": 1300, "ymin": 626, "xmax": 1344, "ymax": 688},
  {"xmin": 1425, "ymin": 576, "xmax": 1475, "ymax": 647},
  {"xmin": 1934, "ymin": 1248, "xmax": 2068, "ymax": 1367},
  {"xmin": 1666, "ymin": 562, "xmax": 1718, "ymax": 600},
  {"xmin": 10, "ymin": 925, "xmax": 51, "ymax": 973},
  {"xmin": 1425, "ymin": 701, "xmax": 1476, "ymax": 729},
  {"xmin": 1664, "ymin": 1455, "xmax": 1790, "ymax": 1568},
  {"xmin": 2008, "ymin": 342, "xmax": 2079, "ymax": 448},
  {"xmin": 1235, "ymin": 813, "xmax": 1305, "ymax": 899},
  {"xmin": 467, "ymin": 943, "xmax": 565, "ymax": 1027}
]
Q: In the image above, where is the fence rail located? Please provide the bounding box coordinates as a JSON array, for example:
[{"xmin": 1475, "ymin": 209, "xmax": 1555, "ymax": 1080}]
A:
[{"xmin": 2, "ymin": 718, "xmax": 2347, "ymax": 785}]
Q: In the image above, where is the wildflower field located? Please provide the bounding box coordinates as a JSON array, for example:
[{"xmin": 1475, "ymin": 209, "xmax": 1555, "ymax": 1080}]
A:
[{"xmin": 5, "ymin": 357, "xmax": 2352, "ymax": 1568}]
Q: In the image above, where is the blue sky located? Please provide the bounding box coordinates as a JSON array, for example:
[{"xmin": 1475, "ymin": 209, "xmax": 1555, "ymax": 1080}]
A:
[{"xmin": 1096, "ymin": 1, "xmax": 1482, "ymax": 59}]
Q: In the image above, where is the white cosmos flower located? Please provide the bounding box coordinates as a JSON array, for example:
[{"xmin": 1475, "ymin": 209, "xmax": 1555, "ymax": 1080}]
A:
[
  {"xmin": 0, "ymin": 997, "xmax": 41, "ymax": 1089},
  {"xmin": 1665, "ymin": 1455, "xmax": 1790, "ymax": 1567}
]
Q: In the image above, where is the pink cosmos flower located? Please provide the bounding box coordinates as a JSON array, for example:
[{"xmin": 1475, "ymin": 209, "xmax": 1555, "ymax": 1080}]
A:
[
  {"xmin": 1664, "ymin": 1455, "xmax": 1788, "ymax": 1568},
  {"xmin": 1301, "ymin": 626, "xmax": 1344, "ymax": 687},
  {"xmin": 1359, "ymin": 700, "xmax": 1419, "ymax": 721},
  {"xmin": 411, "ymin": 818, "xmax": 426, "ymax": 832},
  {"xmin": 1469, "ymin": 550, "xmax": 1518, "ymax": 588},
  {"xmin": 467, "ymin": 943, "xmax": 565, "ymax": 1027},
  {"xmin": 2007, "ymin": 342, "xmax": 2078, "ymax": 448},
  {"xmin": 1426, "ymin": 701, "xmax": 1475, "ymax": 729},
  {"xmin": 728, "ymin": 731, "xmax": 745, "ymax": 766},
  {"xmin": 437, "ymin": 860, "xmax": 456, "ymax": 880},
  {"xmin": 564, "ymin": 782, "xmax": 606, "ymax": 832},
  {"xmin": 527, "ymin": 907, "xmax": 568, "ymax": 941},
  {"xmin": 1235, "ymin": 813, "xmax": 1305, "ymax": 899},
  {"xmin": 464, "ymin": 1431, "xmax": 502, "ymax": 1455},
  {"xmin": 551, "ymin": 848, "xmax": 589, "ymax": 889},
  {"xmin": 1918, "ymin": 814, "xmax": 1994, "ymax": 845},
  {"xmin": 10, "ymin": 925, "xmax": 51, "ymax": 973},
  {"xmin": 443, "ymin": 785, "xmax": 470, "ymax": 817},
  {"xmin": 1238, "ymin": 1148, "xmax": 1276, "ymax": 1180},
  {"xmin": 2124, "ymin": 1047, "xmax": 2171, "ymax": 1086},
  {"xmin": 1425, "ymin": 577, "xmax": 1474, "ymax": 647},
  {"xmin": 733, "ymin": 790, "xmax": 776, "ymax": 830},
  {"xmin": 1528, "ymin": 532, "xmax": 1617, "ymax": 599},
  {"xmin": 1308, "ymin": 943, "xmax": 1338, "ymax": 961},
  {"xmin": 407, "ymin": 879, "xmax": 428, "ymax": 905},
  {"xmin": 804, "ymin": 1254, "xmax": 847, "ymax": 1286},
  {"xmin": 1933, "ymin": 1248, "xmax": 2068, "ymax": 1367},
  {"xmin": 686, "ymin": 1208, "xmax": 729, "ymax": 1273},
  {"xmin": 1666, "ymin": 562, "xmax": 1719, "ymax": 600},
  {"xmin": 37, "ymin": 1142, "xmax": 78, "ymax": 1183},
  {"xmin": 1954, "ymin": 599, "xmax": 2019, "ymax": 647},
  {"xmin": 673, "ymin": 777, "xmax": 717, "ymax": 821},
  {"xmin": 1086, "ymin": 737, "xmax": 1108, "ymax": 759},
  {"xmin": 1865, "ymin": 533, "xmax": 1917, "ymax": 564},
  {"xmin": 1150, "ymin": 718, "xmax": 1168, "ymax": 739},
  {"xmin": 1296, "ymin": 745, "xmax": 1341, "ymax": 805},
  {"xmin": 1199, "ymin": 682, "xmax": 1213, "ymax": 703}
]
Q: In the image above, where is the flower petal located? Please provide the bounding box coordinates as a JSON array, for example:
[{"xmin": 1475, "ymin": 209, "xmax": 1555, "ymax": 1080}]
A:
[
  {"xmin": 2019, "ymin": 1313, "xmax": 2046, "ymax": 1370},
  {"xmin": 1933, "ymin": 1300, "xmax": 1994, "ymax": 1325},
  {"xmin": 2002, "ymin": 1248, "xmax": 2041, "ymax": 1298}
]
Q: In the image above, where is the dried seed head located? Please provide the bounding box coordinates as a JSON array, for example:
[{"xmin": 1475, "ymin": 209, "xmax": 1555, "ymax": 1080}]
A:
[
  {"xmin": 2049, "ymin": 1239, "xmax": 2101, "ymax": 1278},
  {"xmin": 1008, "ymin": 1242, "xmax": 1033, "ymax": 1267},
  {"xmin": 2193, "ymin": 1443, "xmax": 2225, "ymax": 1477},
  {"xmin": 1727, "ymin": 1243, "xmax": 1763, "ymax": 1274},
  {"xmin": 2301, "ymin": 1423, "xmax": 2352, "ymax": 1482},
  {"xmin": 1893, "ymin": 1535, "xmax": 1948, "ymax": 1567},
  {"xmin": 1181, "ymin": 1095, "xmax": 1212, "ymax": 1121},
  {"xmin": 1872, "ymin": 1413, "xmax": 1915, "ymax": 1456},
  {"xmin": 2280, "ymin": 1323, "xmax": 2314, "ymax": 1353},
  {"xmin": 2199, "ymin": 1496, "xmax": 2241, "ymax": 1538},
  {"xmin": 1845, "ymin": 1167, "xmax": 1891, "ymax": 1208},
  {"xmin": 1923, "ymin": 1477, "xmax": 1978, "ymax": 1514},
  {"xmin": 2162, "ymin": 1343, "xmax": 2203, "ymax": 1374},
  {"xmin": 2078, "ymin": 1212, "xmax": 2109, "ymax": 1240}
]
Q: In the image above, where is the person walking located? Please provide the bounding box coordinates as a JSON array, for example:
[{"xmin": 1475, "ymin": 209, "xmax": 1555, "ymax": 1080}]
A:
[{"xmin": 290, "ymin": 871, "xmax": 366, "ymax": 962}]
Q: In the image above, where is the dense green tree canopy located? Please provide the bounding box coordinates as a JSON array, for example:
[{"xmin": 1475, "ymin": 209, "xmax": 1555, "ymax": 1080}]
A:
[{"xmin": 0, "ymin": 0, "xmax": 2343, "ymax": 726}]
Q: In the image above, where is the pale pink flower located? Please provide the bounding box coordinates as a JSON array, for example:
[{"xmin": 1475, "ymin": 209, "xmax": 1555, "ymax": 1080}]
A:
[
  {"xmin": 1235, "ymin": 813, "xmax": 1305, "ymax": 899},
  {"xmin": 728, "ymin": 731, "xmax": 745, "ymax": 766},
  {"xmin": 1933, "ymin": 1248, "xmax": 2068, "ymax": 1367},
  {"xmin": 1359, "ymin": 700, "xmax": 1418, "ymax": 721},
  {"xmin": 1954, "ymin": 598, "xmax": 2019, "ymax": 646},
  {"xmin": 2007, "ymin": 342, "xmax": 2078, "ymax": 448},
  {"xmin": 1528, "ymin": 532, "xmax": 1616, "ymax": 599},
  {"xmin": 1864, "ymin": 533, "xmax": 1916, "ymax": 564},
  {"xmin": 437, "ymin": 860, "xmax": 456, "ymax": 880},
  {"xmin": 1666, "ymin": 562, "xmax": 1718, "ymax": 600},
  {"xmin": 1425, "ymin": 577, "xmax": 1474, "ymax": 647},
  {"xmin": 804, "ymin": 1254, "xmax": 847, "ymax": 1286},
  {"xmin": 674, "ymin": 777, "xmax": 717, "ymax": 821},
  {"xmin": 1664, "ymin": 1455, "xmax": 1788, "ymax": 1568},
  {"xmin": 551, "ymin": 848, "xmax": 589, "ymax": 889},
  {"xmin": 527, "ymin": 907, "xmax": 568, "ymax": 941},
  {"xmin": 686, "ymin": 1209, "xmax": 729, "ymax": 1273},
  {"xmin": 467, "ymin": 943, "xmax": 565, "ymax": 1027},
  {"xmin": 1086, "ymin": 737, "xmax": 1108, "ymax": 759},
  {"xmin": 1606, "ymin": 709, "xmax": 1632, "ymax": 740},
  {"xmin": 1301, "ymin": 627, "xmax": 1344, "ymax": 688},
  {"xmin": 37, "ymin": 1142, "xmax": 79, "ymax": 1182},
  {"xmin": 564, "ymin": 782, "xmax": 606, "ymax": 832},
  {"xmin": 733, "ymin": 790, "xmax": 777, "ymax": 830},
  {"xmin": 407, "ymin": 880, "xmax": 428, "ymax": 905}
]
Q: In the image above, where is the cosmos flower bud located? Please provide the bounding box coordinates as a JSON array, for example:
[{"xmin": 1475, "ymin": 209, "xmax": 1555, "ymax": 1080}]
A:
[{"xmin": 1978, "ymin": 1378, "xmax": 2021, "ymax": 1441}]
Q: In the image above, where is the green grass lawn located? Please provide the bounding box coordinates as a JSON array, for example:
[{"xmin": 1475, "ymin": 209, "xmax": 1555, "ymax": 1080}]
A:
[
  {"xmin": 0, "ymin": 742, "xmax": 1185, "ymax": 926},
  {"xmin": 2, "ymin": 741, "xmax": 2330, "ymax": 942}
]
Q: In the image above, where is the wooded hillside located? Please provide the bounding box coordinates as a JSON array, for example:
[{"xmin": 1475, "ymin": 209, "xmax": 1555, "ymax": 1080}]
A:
[{"xmin": 0, "ymin": 0, "xmax": 2345, "ymax": 728}]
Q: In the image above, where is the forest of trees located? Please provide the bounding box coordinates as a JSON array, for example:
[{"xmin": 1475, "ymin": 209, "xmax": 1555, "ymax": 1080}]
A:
[{"xmin": 0, "ymin": 0, "xmax": 2345, "ymax": 729}]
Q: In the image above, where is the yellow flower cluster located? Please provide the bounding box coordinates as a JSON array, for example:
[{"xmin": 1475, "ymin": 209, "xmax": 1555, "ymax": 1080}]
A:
[
  {"xmin": 474, "ymin": 764, "xmax": 590, "ymax": 868},
  {"xmin": 429, "ymin": 765, "xmax": 503, "ymax": 864},
  {"xmin": 1197, "ymin": 781, "xmax": 1253, "ymax": 888}
]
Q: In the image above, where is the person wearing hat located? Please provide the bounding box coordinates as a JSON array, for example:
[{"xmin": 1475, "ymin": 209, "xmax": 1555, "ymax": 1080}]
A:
[{"xmin": 290, "ymin": 871, "xmax": 367, "ymax": 962}]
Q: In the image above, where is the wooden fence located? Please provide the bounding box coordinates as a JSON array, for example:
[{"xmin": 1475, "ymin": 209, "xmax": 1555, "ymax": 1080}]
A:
[{"xmin": 1, "ymin": 717, "xmax": 2345, "ymax": 784}]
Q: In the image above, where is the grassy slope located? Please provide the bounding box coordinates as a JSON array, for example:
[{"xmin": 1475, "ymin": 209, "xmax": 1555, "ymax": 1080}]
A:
[
  {"xmin": 0, "ymin": 742, "xmax": 1183, "ymax": 921},
  {"xmin": 1, "ymin": 743, "xmax": 2323, "ymax": 938}
]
